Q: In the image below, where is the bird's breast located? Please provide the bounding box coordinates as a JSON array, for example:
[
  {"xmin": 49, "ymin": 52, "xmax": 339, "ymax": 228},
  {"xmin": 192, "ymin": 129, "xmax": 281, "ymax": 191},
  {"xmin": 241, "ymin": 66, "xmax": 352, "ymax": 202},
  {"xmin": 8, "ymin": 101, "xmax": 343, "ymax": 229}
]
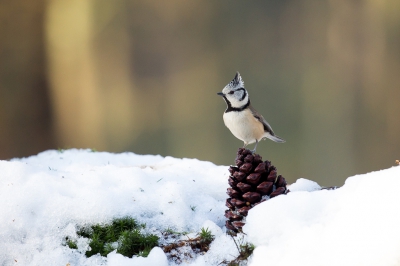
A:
[{"xmin": 223, "ymin": 109, "xmax": 264, "ymax": 144}]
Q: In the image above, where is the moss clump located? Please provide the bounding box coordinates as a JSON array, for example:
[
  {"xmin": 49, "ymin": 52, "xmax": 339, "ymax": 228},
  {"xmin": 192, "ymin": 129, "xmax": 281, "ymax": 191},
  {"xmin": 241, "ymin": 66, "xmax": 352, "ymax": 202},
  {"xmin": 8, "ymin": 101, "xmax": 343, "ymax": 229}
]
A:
[
  {"xmin": 220, "ymin": 236, "xmax": 255, "ymax": 266},
  {"xmin": 66, "ymin": 217, "xmax": 158, "ymax": 258},
  {"xmin": 65, "ymin": 237, "xmax": 78, "ymax": 249},
  {"xmin": 198, "ymin": 227, "xmax": 214, "ymax": 245},
  {"xmin": 116, "ymin": 229, "xmax": 159, "ymax": 258},
  {"xmin": 161, "ymin": 227, "xmax": 215, "ymax": 264}
]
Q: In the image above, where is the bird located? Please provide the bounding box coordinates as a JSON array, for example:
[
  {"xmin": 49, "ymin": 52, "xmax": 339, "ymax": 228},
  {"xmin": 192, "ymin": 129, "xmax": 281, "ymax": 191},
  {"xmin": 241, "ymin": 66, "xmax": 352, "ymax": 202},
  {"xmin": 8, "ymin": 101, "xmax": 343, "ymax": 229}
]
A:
[{"xmin": 217, "ymin": 72, "xmax": 285, "ymax": 153}]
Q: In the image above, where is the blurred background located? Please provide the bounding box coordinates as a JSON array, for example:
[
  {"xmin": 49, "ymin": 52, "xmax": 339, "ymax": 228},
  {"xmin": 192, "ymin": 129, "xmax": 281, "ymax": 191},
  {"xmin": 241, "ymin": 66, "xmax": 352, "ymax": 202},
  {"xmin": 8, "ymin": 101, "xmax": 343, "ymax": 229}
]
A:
[{"xmin": 1, "ymin": 0, "xmax": 399, "ymax": 186}]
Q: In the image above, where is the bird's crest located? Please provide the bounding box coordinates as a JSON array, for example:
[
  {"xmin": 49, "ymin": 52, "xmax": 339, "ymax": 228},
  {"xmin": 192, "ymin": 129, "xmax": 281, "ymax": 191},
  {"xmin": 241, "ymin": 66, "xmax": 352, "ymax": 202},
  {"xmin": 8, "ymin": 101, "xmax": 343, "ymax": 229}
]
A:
[{"xmin": 228, "ymin": 71, "xmax": 244, "ymax": 89}]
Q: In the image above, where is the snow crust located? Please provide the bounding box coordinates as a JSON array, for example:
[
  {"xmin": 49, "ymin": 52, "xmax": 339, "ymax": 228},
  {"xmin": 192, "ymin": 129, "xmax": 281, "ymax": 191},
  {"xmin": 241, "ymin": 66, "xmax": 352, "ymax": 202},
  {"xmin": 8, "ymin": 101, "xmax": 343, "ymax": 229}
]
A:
[
  {"xmin": 245, "ymin": 166, "xmax": 400, "ymax": 266},
  {"xmin": 287, "ymin": 178, "xmax": 321, "ymax": 192},
  {"xmin": 107, "ymin": 247, "xmax": 168, "ymax": 266},
  {"xmin": 1, "ymin": 149, "xmax": 399, "ymax": 266}
]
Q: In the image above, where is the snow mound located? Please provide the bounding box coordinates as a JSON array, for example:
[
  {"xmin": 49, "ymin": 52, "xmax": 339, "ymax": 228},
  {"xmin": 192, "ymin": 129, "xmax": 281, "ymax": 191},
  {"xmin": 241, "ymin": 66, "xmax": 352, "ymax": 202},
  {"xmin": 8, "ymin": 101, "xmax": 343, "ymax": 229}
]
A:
[
  {"xmin": 107, "ymin": 247, "xmax": 168, "ymax": 266},
  {"xmin": 287, "ymin": 178, "xmax": 321, "ymax": 192},
  {"xmin": 0, "ymin": 149, "xmax": 230, "ymax": 265},
  {"xmin": 1, "ymin": 149, "xmax": 399, "ymax": 266},
  {"xmin": 245, "ymin": 166, "xmax": 400, "ymax": 266}
]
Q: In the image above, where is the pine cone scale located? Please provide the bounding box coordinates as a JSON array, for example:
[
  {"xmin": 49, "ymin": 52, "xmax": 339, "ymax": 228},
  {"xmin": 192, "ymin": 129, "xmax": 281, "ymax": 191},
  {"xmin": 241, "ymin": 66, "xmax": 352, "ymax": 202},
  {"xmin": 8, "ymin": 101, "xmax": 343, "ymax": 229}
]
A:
[
  {"xmin": 237, "ymin": 182, "xmax": 252, "ymax": 193},
  {"xmin": 242, "ymin": 192, "xmax": 261, "ymax": 203},
  {"xmin": 246, "ymin": 173, "xmax": 261, "ymax": 184},
  {"xmin": 256, "ymin": 181, "xmax": 274, "ymax": 195}
]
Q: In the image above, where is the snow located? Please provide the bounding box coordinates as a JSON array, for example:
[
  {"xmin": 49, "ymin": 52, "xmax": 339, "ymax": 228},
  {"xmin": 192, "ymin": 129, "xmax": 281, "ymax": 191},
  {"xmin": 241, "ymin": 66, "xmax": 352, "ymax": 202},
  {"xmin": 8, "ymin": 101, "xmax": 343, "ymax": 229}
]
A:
[
  {"xmin": 245, "ymin": 166, "xmax": 400, "ymax": 266},
  {"xmin": 107, "ymin": 248, "xmax": 168, "ymax": 266},
  {"xmin": 287, "ymin": 178, "xmax": 321, "ymax": 192},
  {"xmin": 1, "ymin": 149, "xmax": 400, "ymax": 266}
]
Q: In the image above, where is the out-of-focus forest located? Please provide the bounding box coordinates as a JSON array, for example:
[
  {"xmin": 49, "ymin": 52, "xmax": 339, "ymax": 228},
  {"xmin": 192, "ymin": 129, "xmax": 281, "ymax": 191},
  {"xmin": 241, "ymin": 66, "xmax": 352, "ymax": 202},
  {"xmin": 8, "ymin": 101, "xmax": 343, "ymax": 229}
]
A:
[{"xmin": 1, "ymin": 0, "xmax": 399, "ymax": 186}]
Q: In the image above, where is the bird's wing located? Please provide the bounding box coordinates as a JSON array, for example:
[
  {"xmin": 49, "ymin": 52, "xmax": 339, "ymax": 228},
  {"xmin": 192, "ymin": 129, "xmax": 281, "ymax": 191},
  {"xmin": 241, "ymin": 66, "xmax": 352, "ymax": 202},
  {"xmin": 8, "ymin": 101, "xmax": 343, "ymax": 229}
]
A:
[{"xmin": 249, "ymin": 104, "xmax": 275, "ymax": 135}]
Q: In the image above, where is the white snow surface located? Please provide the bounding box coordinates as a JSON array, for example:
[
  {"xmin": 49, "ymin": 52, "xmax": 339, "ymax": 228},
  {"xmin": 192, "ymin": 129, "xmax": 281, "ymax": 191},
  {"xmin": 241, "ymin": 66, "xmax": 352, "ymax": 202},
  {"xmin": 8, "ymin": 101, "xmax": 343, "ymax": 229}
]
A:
[{"xmin": 1, "ymin": 149, "xmax": 399, "ymax": 266}]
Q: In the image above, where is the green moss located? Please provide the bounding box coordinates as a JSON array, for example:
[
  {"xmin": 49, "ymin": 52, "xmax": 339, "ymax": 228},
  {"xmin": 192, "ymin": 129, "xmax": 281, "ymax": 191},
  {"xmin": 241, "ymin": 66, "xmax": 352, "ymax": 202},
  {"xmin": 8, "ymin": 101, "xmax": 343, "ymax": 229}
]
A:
[
  {"xmin": 238, "ymin": 242, "xmax": 255, "ymax": 260},
  {"xmin": 65, "ymin": 237, "xmax": 78, "ymax": 249},
  {"xmin": 221, "ymin": 236, "xmax": 255, "ymax": 265},
  {"xmin": 68, "ymin": 216, "xmax": 158, "ymax": 258},
  {"xmin": 163, "ymin": 227, "xmax": 188, "ymax": 236},
  {"xmin": 138, "ymin": 245, "xmax": 153, "ymax": 257},
  {"xmin": 198, "ymin": 227, "xmax": 214, "ymax": 243},
  {"xmin": 117, "ymin": 229, "xmax": 159, "ymax": 258}
]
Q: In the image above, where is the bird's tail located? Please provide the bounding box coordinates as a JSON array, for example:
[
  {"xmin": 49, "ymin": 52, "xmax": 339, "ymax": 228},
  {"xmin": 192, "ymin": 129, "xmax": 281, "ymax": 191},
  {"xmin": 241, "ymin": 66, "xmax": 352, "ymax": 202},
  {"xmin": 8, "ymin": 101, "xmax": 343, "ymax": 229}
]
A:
[{"xmin": 266, "ymin": 134, "xmax": 285, "ymax": 143}]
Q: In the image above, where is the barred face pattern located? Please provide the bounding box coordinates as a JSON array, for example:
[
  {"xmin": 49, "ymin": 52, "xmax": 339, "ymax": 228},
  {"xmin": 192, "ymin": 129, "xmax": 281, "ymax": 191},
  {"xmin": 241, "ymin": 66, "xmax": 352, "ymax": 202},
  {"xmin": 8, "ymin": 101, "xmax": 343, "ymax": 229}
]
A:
[{"xmin": 221, "ymin": 72, "xmax": 249, "ymax": 109}]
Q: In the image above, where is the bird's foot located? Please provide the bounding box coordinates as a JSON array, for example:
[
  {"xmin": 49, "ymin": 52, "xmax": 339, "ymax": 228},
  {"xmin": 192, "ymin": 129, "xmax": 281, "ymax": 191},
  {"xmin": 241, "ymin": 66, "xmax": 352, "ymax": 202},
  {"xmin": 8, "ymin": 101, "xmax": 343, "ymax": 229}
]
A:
[{"xmin": 251, "ymin": 140, "xmax": 259, "ymax": 154}]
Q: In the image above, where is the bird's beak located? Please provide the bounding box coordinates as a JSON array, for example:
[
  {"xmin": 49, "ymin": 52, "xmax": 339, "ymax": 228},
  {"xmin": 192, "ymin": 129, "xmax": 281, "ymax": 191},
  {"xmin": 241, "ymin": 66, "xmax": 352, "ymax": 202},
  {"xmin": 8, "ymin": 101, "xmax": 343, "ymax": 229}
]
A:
[{"xmin": 217, "ymin": 92, "xmax": 224, "ymax": 96}]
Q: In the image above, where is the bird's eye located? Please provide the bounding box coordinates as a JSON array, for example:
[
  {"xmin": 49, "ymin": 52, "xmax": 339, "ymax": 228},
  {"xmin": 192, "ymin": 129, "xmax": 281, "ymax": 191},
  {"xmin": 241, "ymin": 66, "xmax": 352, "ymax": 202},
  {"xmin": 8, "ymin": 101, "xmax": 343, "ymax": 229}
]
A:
[{"xmin": 229, "ymin": 91, "xmax": 234, "ymax": 94}]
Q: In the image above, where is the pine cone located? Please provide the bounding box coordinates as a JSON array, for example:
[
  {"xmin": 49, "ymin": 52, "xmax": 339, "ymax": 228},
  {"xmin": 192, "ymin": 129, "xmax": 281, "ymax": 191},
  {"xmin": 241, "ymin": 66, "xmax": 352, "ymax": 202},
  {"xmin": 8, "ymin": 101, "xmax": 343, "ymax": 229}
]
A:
[{"xmin": 225, "ymin": 148, "xmax": 288, "ymax": 233}]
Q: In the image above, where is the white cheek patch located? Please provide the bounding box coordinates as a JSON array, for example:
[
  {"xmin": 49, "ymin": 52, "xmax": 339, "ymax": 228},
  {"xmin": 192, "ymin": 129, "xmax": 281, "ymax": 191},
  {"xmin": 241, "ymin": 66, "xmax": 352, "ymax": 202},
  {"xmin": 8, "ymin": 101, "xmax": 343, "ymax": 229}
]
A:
[{"xmin": 237, "ymin": 90, "xmax": 246, "ymax": 101}]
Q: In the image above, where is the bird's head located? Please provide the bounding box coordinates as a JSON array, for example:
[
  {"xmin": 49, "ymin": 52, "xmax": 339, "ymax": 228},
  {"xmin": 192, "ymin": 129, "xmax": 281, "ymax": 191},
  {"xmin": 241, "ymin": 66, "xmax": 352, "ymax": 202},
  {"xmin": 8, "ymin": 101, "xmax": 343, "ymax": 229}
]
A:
[{"xmin": 217, "ymin": 72, "xmax": 249, "ymax": 108}]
